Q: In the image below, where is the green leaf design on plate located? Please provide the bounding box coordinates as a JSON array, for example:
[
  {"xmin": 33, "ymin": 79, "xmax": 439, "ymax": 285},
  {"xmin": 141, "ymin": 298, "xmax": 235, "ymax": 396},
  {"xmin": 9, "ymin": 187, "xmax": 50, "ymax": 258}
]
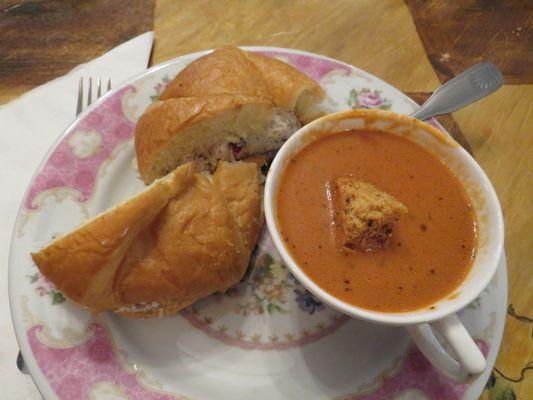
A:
[
  {"xmin": 51, "ymin": 291, "xmax": 65, "ymax": 305},
  {"xmin": 348, "ymin": 88, "xmax": 358, "ymax": 108},
  {"xmin": 267, "ymin": 303, "xmax": 287, "ymax": 315},
  {"xmin": 28, "ymin": 273, "xmax": 38, "ymax": 283}
]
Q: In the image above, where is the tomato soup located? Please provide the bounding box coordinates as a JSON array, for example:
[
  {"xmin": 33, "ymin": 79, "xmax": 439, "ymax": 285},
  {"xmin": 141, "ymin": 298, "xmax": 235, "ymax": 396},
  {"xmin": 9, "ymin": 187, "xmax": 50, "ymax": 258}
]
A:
[{"xmin": 276, "ymin": 130, "xmax": 476, "ymax": 312}]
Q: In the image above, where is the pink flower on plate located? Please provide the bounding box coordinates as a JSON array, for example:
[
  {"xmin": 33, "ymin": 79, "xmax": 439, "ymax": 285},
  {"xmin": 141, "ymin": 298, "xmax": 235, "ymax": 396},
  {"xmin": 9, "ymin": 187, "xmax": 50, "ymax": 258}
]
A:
[
  {"xmin": 35, "ymin": 286, "xmax": 48, "ymax": 296},
  {"xmin": 56, "ymin": 375, "xmax": 84, "ymax": 400},
  {"xmin": 348, "ymin": 88, "xmax": 392, "ymax": 110},
  {"xmin": 357, "ymin": 89, "xmax": 383, "ymax": 108}
]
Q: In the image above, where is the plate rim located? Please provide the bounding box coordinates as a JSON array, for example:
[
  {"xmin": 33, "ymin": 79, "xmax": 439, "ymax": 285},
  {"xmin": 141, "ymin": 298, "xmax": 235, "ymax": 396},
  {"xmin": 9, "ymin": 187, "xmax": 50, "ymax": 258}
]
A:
[{"xmin": 8, "ymin": 46, "xmax": 508, "ymax": 400}]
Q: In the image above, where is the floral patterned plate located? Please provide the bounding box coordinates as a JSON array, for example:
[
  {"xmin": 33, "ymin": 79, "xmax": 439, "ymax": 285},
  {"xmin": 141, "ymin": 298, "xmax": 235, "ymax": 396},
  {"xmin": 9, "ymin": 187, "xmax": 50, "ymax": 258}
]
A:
[{"xmin": 9, "ymin": 47, "xmax": 507, "ymax": 400}]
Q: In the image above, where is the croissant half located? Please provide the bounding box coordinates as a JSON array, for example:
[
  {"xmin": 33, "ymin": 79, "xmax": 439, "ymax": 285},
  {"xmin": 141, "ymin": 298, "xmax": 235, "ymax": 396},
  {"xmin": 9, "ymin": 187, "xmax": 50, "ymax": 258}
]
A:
[
  {"xmin": 135, "ymin": 46, "xmax": 325, "ymax": 184},
  {"xmin": 31, "ymin": 161, "xmax": 263, "ymax": 318}
]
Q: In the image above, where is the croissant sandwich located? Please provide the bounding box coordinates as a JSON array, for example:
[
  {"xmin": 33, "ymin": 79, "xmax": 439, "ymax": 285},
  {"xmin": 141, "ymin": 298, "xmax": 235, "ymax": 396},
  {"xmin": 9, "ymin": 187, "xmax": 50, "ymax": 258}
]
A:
[
  {"xmin": 31, "ymin": 161, "xmax": 262, "ymax": 318},
  {"xmin": 135, "ymin": 46, "xmax": 325, "ymax": 183},
  {"xmin": 31, "ymin": 46, "xmax": 323, "ymax": 318}
]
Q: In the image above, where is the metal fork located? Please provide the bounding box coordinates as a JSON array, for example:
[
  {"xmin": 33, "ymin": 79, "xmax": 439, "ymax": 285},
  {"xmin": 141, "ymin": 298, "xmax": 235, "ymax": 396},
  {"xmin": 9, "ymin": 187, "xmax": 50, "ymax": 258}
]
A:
[
  {"xmin": 17, "ymin": 77, "xmax": 112, "ymax": 376},
  {"xmin": 76, "ymin": 77, "xmax": 112, "ymax": 116}
]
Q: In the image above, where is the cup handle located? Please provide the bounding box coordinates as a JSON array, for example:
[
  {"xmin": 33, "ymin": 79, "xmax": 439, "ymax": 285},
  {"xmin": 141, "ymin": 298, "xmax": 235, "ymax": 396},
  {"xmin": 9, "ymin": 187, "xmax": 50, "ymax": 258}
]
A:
[{"xmin": 406, "ymin": 313, "xmax": 486, "ymax": 382}]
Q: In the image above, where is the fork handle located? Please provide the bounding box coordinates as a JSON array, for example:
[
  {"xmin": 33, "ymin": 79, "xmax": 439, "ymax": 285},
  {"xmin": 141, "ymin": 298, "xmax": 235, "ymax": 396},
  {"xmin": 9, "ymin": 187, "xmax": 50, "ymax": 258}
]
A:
[{"xmin": 410, "ymin": 62, "xmax": 503, "ymax": 121}]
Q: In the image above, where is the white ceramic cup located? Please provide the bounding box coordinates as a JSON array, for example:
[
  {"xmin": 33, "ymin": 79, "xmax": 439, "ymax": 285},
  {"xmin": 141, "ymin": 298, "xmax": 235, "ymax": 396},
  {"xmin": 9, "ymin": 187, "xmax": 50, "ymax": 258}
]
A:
[{"xmin": 264, "ymin": 109, "xmax": 504, "ymax": 382}]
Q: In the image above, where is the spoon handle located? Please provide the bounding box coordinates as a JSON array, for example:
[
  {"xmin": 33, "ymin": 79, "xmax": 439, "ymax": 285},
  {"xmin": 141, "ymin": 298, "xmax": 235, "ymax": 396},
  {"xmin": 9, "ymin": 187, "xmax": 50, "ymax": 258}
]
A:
[{"xmin": 410, "ymin": 62, "xmax": 503, "ymax": 121}]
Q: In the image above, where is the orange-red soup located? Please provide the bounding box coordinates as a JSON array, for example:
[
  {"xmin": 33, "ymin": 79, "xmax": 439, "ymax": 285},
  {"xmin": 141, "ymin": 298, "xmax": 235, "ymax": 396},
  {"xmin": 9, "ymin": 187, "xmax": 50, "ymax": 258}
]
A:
[{"xmin": 276, "ymin": 130, "xmax": 476, "ymax": 312}]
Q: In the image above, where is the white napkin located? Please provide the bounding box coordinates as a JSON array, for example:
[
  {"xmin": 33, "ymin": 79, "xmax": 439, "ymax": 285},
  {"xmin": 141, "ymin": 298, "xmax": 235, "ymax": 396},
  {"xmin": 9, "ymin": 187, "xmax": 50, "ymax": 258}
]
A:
[{"xmin": 0, "ymin": 31, "xmax": 154, "ymax": 399}]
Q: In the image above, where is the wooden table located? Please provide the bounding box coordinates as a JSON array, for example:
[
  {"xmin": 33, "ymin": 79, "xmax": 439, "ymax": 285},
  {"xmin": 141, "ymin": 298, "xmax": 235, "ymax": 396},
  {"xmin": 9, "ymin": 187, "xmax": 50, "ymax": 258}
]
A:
[{"xmin": 1, "ymin": 1, "xmax": 531, "ymax": 398}]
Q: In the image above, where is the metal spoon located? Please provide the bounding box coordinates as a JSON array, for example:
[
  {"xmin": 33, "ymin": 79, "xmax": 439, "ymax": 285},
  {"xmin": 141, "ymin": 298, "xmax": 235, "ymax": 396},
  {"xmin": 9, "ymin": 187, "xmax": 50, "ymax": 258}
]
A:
[{"xmin": 410, "ymin": 61, "xmax": 503, "ymax": 121}]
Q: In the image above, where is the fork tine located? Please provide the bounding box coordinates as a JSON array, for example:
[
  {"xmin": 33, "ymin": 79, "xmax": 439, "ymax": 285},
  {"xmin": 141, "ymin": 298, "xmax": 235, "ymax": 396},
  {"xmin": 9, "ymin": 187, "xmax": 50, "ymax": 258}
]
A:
[
  {"xmin": 76, "ymin": 77, "xmax": 110, "ymax": 116},
  {"xmin": 76, "ymin": 78, "xmax": 84, "ymax": 116},
  {"xmin": 87, "ymin": 77, "xmax": 92, "ymax": 106},
  {"xmin": 97, "ymin": 78, "xmax": 102, "ymax": 99}
]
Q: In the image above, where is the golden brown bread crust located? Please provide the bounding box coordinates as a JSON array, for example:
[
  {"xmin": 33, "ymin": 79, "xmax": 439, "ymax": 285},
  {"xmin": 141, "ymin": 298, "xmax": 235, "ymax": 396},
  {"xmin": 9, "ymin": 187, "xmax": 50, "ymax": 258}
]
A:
[
  {"xmin": 212, "ymin": 161, "xmax": 264, "ymax": 252},
  {"xmin": 115, "ymin": 172, "xmax": 248, "ymax": 305},
  {"xmin": 31, "ymin": 162, "xmax": 262, "ymax": 318},
  {"xmin": 31, "ymin": 163, "xmax": 195, "ymax": 313},
  {"xmin": 160, "ymin": 46, "xmax": 325, "ymax": 112},
  {"xmin": 160, "ymin": 46, "xmax": 272, "ymax": 102},
  {"xmin": 244, "ymin": 52, "xmax": 325, "ymax": 111},
  {"xmin": 135, "ymin": 95, "xmax": 273, "ymax": 184},
  {"xmin": 135, "ymin": 46, "xmax": 324, "ymax": 183}
]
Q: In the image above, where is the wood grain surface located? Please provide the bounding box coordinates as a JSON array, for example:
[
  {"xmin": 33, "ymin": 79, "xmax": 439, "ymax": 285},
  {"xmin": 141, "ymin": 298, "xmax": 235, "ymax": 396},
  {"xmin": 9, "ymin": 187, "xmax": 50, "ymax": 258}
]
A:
[
  {"xmin": 1, "ymin": 0, "xmax": 531, "ymax": 398},
  {"xmin": 0, "ymin": 0, "xmax": 154, "ymax": 104},
  {"xmin": 152, "ymin": 0, "xmax": 442, "ymax": 92},
  {"xmin": 406, "ymin": 0, "xmax": 533, "ymax": 84}
]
